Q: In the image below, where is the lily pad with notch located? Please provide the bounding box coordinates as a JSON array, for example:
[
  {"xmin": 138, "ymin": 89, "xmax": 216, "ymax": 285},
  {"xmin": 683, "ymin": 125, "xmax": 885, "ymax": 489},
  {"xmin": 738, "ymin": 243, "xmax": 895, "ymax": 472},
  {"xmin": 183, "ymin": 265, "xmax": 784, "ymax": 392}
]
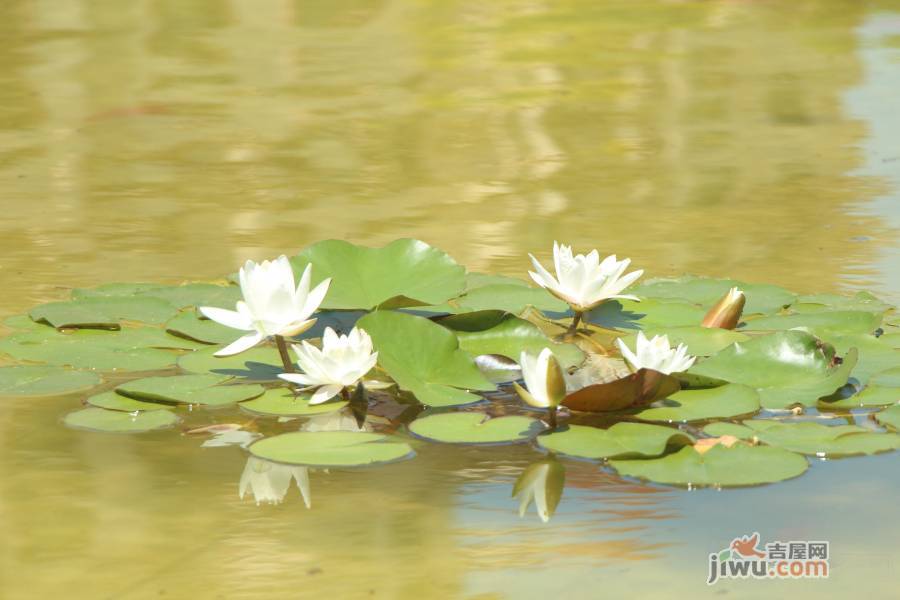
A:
[
  {"xmin": 177, "ymin": 345, "xmax": 284, "ymax": 381},
  {"xmin": 703, "ymin": 420, "xmax": 900, "ymax": 457},
  {"xmin": 635, "ymin": 384, "xmax": 760, "ymax": 423},
  {"xmin": 249, "ymin": 431, "xmax": 415, "ymax": 467},
  {"xmin": 537, "ymin": 423, "xmax": 694, "ymax": 459},
  {"xmin": 116, "ymin": 374, "xmax": 265, "ymax": 406},
  {"xmin": 86, "ymin": 391, "xmax": 174, "ymax": 412},
  {"xmin": 408, "ymin": 412, "xmax": 543, "ymax": 445}
]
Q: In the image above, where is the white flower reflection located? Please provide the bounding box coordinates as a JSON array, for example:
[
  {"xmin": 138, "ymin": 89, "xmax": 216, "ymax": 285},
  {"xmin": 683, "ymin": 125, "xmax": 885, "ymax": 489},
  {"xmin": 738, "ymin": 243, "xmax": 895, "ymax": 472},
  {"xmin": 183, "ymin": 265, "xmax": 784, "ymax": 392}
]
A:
[{"xmin": 239, "ymin": 456, "xmax": 311, "ymax": 508}]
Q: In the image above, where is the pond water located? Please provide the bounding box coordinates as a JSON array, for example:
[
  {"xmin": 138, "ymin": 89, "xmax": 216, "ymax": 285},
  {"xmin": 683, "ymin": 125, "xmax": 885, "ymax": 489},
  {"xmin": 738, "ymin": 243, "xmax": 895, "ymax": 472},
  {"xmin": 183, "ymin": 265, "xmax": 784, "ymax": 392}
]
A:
[{"xmin": 1, "ymin": 1, "xmax": 900, "ymax": 598}]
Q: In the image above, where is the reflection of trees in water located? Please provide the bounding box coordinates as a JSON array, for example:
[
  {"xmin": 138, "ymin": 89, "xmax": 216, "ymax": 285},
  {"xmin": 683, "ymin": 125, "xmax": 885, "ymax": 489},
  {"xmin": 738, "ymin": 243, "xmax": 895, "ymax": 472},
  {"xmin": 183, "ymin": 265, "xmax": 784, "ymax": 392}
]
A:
[{"xmin": 0, "ymin": 0, "xmax": 891, "ymax": 315}]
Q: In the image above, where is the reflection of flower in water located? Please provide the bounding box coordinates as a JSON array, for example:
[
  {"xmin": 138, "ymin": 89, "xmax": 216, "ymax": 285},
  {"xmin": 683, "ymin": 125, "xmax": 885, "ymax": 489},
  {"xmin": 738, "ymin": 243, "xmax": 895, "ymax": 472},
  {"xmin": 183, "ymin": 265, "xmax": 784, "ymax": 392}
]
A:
[
  {"xmin": 300, "ymin": 407, "xmax": 372, "ymax": 432},
  {"xmin": 512, "ymin": 457, "xmax": 565, "ymax": 523},
  {"xmin": 202, "ymin": 429, "xmax": 261, "ymax": 448},
  {"xmin": 239, "ymin": 456, "xmax": 311, "ymax": 508}
]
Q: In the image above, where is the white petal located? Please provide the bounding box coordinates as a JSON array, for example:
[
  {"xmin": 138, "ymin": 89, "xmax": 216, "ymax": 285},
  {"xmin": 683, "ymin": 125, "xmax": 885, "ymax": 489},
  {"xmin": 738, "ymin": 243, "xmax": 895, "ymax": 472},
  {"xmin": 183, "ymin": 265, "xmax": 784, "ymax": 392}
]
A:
[
  {"xmin": 278, "ymin": 373, "xmax": 320, "ymax": 386},
  {"xmin": 303, "ymin": 278, "xmax": 331, "ymax": 316},
  {"xmin": 198, "ymin": 306, "xmax": 254, "ymax": 331},
  {"xmin": 214, "ymin": 332, "xmax": 265, "ymax": 356},
  {"xmin": 308, "ymin": 384, "xmax": 344, "ymax": 405}
]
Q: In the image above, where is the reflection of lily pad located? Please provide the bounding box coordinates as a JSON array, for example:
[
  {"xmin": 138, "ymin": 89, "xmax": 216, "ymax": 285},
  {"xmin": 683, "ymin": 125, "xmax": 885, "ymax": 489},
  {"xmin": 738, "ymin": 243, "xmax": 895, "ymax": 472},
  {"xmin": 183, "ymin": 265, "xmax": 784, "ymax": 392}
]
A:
[
  {"xmin": 453, "ymin": 316, "xmax": 584, "ymax": 369},
  {"xmin": 30, "ymin": 296, "xmax": 178, "ymax": 329},
  {"xmin": 409, "ymin": 413, "xmax": 543, "ymax": 445},
  {"xmin": 703, "ymin": 420, "xmax": 900, "ymax": 457},
  {"xmin": 0, "ymin": 366, "xmax": 101, "ymax": 397},
  {"xmin": 240, "ymin": 388, "xmax": 347, "ymax": 417},
  {"xmin": 818, "ymin": 385, "xmax": 899, "ymax": 410},
  {"xmin": 635, "ymin": 384, "xmax": 760, "ymax": 423},
  {"xmin": 358, "ymin": 311, "xmax": 494, "ymax": 407},
  {"xmin": 537, "ymin": 423, "xmax": 693, "ymax": 459},
  {"xmin": 117, "ymin": 374, "xmax": 265, "ymax": 406},
  {"xmin": 87, "ymin": 391, "xmax": 173, "ymax": 412},
  {"xmin": 177, "ymin": 345, "xmax": 284, "ymax": 381},
  {"xmin": 875, "ymin": 405, "xmax": 900, "ymax": 431},
  {"xmin": 249, "ymin": 431, "xmax": 414, "ymax": 467},
  {"xmin": 632, "ymin": 277, "xmax": 795, "ymax": 315},
  {"xmin": 292, "ymin": 239, "xmax": 465, "ymax": 310},
  {"xmin": 610, "ymin": 444, "xmax": 808, "ymax": 487},
  {"xmin": 63, "ymin": 407, "xmax": 179, "ymax": 433}
]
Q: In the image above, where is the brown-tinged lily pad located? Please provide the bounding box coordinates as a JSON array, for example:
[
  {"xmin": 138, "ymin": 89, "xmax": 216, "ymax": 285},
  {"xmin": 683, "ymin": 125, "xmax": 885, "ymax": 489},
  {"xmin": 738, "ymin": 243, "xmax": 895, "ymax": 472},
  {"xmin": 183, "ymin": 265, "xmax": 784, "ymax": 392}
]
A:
[{"xmin": 562, "ymin": 368, "xmax": 680, "ymax": 413}]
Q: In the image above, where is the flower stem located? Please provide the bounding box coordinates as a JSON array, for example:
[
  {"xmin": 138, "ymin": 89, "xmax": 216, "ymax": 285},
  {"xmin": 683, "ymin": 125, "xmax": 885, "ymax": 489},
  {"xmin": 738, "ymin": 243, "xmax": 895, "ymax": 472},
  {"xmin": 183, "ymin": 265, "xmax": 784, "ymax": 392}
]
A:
[
  {"xmin": 567, "ymin": 311, "xmax": 583, "ymax": 335},
  {"xmin": 274, "ymin": 335, "xmax": 294, "ymax": 373},
  {"xmin": 341, "ymin": 387, "xmax": 351, "ymax": 402},
  {"xmin": 548, "ymin": 406, "xmax": 558, "ymax": 430}
]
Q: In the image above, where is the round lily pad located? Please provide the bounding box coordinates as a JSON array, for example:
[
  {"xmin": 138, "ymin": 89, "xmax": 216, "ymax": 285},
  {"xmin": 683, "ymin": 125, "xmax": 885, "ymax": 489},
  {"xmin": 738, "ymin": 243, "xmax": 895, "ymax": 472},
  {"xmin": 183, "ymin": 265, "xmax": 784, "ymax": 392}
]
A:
[
  {"xmin": 635, "ymin": 384, "xmax": 760, "ymax": 423},
  {"xmin": 86, "ymin": 391, "xmax": 173, "ymax": 412},
  {"xmin": 631, "ymin": 277, "xmax": 795, "ymax": 315},
  {"xmin": 177, "ymin": 345, "xmax": 284, "ymax": 381},
  {"xmin": 249, "ymin": 431, "xmax": 415, "ymax": 467},
  {"xmin": 828, "ymin": 334, "xmax": 900, "ymax": 384},
  {"xmin": 74, "ymin": 282, "xmax": 241, "ymax": 310},
  {"xmin": 818, "ymin": 385, "xmax": 899, "ymax": 410},
  {"xmin": 703, "ymin": 420, "xmax": 900, "ymax": 457},
  {"xmin": 30, "ymin": 296, "xmax": 178, "ymax": 329},
  {"xmin": 537, "ymin": 423, "xmax": 694, "ymax": 459},
  {"xmin": 357, "ymin": 310, "xmax": 494, "ymax": 407},
  {"xmin": 612, "ymin": 299, "xmax": 707, "ymax": 328},
  {"xmin": 0, "ymin": 330, "xmax": 177, "ymax": 371},
  {"xmin": 408, "ymin": 412, "xmax": 543, "ymax": 445},
  {"xmin": 239, "ymin": 388, "xmax": 347, "ymax": 417},
  {"xmin": 166, "ymin": 311, "xmax": 238, "ymax": 345},
  {"xmin": 63, "ymin": 407, "xmax": 179, "ymax": 433},
  {"xmin": 429, "ymin": 283, "xmax": 567, "ymax": 314},
  {"xmin": 291, "ymin": 239, "xmax": 466, "ymax": 310},
  {"xmin": 742, "ymin": 310, "xmax": 881, "ymax": 336},
  {"xmin": 0, "ymin": 366, "xmax": 101, "ymax": 397},
  {"xmin": 875, "ymin": 405, "xmax": 900, "ymax": 431},
  {"xmin": 870, "ymin": 367, "xmax": 900, "ymax": 388},
  {"xmin": 609, "ymin": 444, "xmax": 808, "ymax": 487},
  {"xmin": 116, "ymin": 374, "xmax": 265, "ymax": 406}
]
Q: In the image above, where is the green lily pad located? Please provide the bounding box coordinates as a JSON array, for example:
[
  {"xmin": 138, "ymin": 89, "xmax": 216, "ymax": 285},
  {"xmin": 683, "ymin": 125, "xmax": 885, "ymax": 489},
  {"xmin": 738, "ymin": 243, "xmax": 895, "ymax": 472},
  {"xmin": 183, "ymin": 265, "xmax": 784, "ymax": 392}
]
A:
[
  {"xmin": 239, "ymin": 387, "xmax": 347, "ymax": 417},
  {"xmin": 635, "ymin": 384, "xmax": 760, "ymax": 422},
  {"xmin": 63, "ymin": 407, "xmax": 179, "ymax": 433},
  {"xmin": 702, "ymin": 420, "xmax": 900, "ymax": 457},
  {"xmin": 86, "ymin": 391, "xmax": 174, "ymax": 412},
  {"xmin": 357, "ymin": 311, "xmax": 495, "ymax": 407},
  {"xmin": 30, "ymin": 296, "xmax": 178, "ymax": 329},
  {"xmin": 875, "ymin": 405, "xmax": 900, "ymax": 431},
  {"xmin": 177, "ymin": 345, "xmax": 284, "ymax": 381},
  {"xmin": 291, "ymin": 239, "xmax": 465, "ymax": 310},
  {"xmin": 0, "ymin": 365, "xmax": 101, "ymax": 397},
  {"xmin": 3, "ymin": 314, "xmax": 47, "ymax": 331},
  {"xmin": 536, "ymin": 423, "xmax": 694, "ymax": 459},
  {"xmin": 613, "ymin": 299, "xmax": 707, "ymax": 328},
  {"xmin": 74, "ymin": 282, "xmax": 240, "ymax": 310},
  {"xmin": 869, "ymin": 367, "xmax": 900, "ymax": 387},
  {"xmin": 166, "ymin": 311, "xmax": 239, "ymax": 344},
  {"xmin": 829, "ymin": 334, "xmax": 900, "ymax": 384},
  {"xmin": 0, "ymin": 330, "xmax": 178, "ymax": 371},
  {"xmin": 453, "ymin": 315, "xmax": 584, "ymax": 369},
  {"xmin": 609, "ymin": 443, "xmax": 808, "ymax": 487},
  {"xmin": 818, "ymin": 385, "xmax": 899, "ymax": 410},
  {"xmin": 618, "ymin": 326, "xmax": 748, "ymax": 357},
  {"xmin": 689, "ymin": 332, "xmax": 856, "ymax": 409},
  {"xmin": 249, "ymin": 431, "xmax": 414, "ymax": 467},
  {"xmin": 757, "ymin": 348, "xmax": 859, "ymax": 409},
  {"xmin": 742, "ymin": 310, "xmax": 881, "ymax": 336},
  {"xmin": 116, "ymin": 374, "xmax": 265, "ymax": 406},
  {"xmin": 792, "ymin": 291, "xmax": 892, "ymax": 314},
  {"xmin": 408, "ymin": 412, "xmax": 543, "ymax": 444},
  {"xmin": 428, "ymin": 284, "xmax": 567, "ymax": 315},
  {"xmin": 632, "ymin": 277, "xmax": 795, "ymax": 315}
]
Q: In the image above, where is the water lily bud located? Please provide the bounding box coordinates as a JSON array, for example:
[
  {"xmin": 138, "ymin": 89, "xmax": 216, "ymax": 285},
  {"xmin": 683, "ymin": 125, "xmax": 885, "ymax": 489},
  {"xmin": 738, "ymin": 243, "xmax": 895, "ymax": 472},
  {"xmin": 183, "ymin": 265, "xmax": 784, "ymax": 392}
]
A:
[
  {"xmin": 701, "ymin": 287, "xmax": 745, "ymax": 330},
  {"xmin": 514, "ymin": 348, "xmax": 567, "ymax": 409}
]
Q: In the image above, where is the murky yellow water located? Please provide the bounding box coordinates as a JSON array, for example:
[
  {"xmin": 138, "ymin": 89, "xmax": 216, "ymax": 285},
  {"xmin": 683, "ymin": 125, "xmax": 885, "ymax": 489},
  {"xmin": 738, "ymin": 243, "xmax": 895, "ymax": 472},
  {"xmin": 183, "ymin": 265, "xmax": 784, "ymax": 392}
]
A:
[{"xmin": 1, "ymin": 1, "xmax": 899, "ymax": 598}]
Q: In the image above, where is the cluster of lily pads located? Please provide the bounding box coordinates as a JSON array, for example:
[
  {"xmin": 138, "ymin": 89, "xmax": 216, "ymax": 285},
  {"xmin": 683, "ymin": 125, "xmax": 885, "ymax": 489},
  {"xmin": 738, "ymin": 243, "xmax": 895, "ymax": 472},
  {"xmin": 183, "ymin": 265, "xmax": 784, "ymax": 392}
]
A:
[{"xmin": 2, "ymin": 239, "xmax": 899, "ymax": 520}]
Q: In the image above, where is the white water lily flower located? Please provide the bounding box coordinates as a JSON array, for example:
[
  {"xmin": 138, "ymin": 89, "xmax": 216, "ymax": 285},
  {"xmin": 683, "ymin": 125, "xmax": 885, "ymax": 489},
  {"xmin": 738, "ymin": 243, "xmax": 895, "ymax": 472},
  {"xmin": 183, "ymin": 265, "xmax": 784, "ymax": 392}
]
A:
[
  {"xmin": 616, "ymin": 331, "xmax": 696, "ymax": 374},
  {"xmin": 514, "ymin": 348, "xmax": 566, "ymax": 409},
  {"xmin": 528, "ymin": 241, "xmax": 644, "ymax": 312},
  {"xmin": 279, "ymin": 326, "xmax": 378, "ymax": 405},
  {"xmin": 199, "ymin": 255, "xmax": 330, "ymax": 356},
  {"xmin": 239, "ymin": 456, "xmax": 311, "ymax": 507},
  {"xmin": 512, "ymin": 460, "xmax": 564, "ymax": 523}
]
